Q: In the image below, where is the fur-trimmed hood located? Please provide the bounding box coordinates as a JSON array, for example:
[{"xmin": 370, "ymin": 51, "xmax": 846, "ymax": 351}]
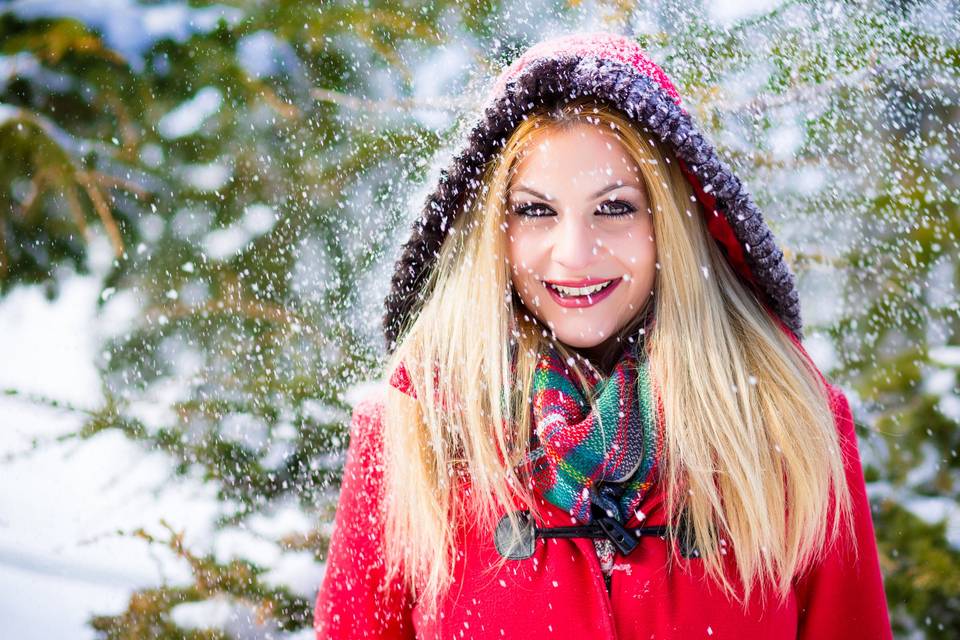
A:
[{"xmin": 382, "ymin": 32, "xmax": 802, "ymax": 353}]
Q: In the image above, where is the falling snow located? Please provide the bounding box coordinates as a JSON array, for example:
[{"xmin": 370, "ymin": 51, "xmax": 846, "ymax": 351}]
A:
[{"xmin": 0, "ymin": 0, "xmax": 957, "ymax": 638}]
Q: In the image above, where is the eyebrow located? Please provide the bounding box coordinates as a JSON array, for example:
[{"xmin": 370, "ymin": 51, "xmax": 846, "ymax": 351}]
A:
[{"xmin": 509, "ymin": 182, "xmax": 642, "ymax": 201}]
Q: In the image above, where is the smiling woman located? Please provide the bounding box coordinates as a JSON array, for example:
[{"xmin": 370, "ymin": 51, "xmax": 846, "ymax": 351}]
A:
[
  {"xmin": 314, "ymin": 32, "xmax": 892, "ymax": 639},
  {"xmin": 504, "ymin": 109, "xmax": 660, "ymax": 372}
]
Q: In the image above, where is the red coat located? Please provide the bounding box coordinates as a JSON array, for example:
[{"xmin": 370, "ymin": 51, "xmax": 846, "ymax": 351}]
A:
[{"xmin": 314, "ymin": 350, "xmax": 892, "ymax": 639}]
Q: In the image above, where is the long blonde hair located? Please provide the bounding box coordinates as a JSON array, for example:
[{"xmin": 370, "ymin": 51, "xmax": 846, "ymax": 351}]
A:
[{"xmin": 379, "ymin": 97, "xmax": 854, "ymax": 617}]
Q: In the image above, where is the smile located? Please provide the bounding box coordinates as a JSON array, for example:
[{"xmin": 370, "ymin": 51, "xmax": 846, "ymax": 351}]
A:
[{"xmin": 542, "ymin": 278, "xmax": 622, "ymax": 308}]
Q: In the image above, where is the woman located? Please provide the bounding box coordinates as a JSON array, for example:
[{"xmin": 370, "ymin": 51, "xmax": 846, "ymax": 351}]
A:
[{"xmin": 314, "ymin": 32, "xmax": 891, "ymax": 639}]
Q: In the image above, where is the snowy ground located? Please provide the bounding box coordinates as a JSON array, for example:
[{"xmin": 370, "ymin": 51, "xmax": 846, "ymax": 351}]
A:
[
  {"xmin": 0, "ymin": 274, "xmax": 202, "ymax": 638},
  {"xmin": 0, "ymin": 270, "xmax": 326, "ymax": 638}
]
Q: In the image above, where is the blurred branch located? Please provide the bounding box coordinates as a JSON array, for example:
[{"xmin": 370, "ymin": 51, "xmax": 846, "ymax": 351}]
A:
[
  {"xmin": 241, "ymin": 75, "xmax": 301, "ymax": 120},
  {"xmin": 0, "ymin": 388, "xmax": 98, "ymax": 462},
  {"xmin": 75, "ymin": 170, "xmax": 125, "ymax": 258},
  {"xmin": 870, "ymin": 393, "xmax": 932, "ymax": 433},
  {"xmin": 1, "ymin": 387, "xmax": 96, "ymax": 416},
  {"xmin": 1, "ymin": 103, "xmax": 155, "ymax": 261},
  {"xmin": 143, "ymin": 298, "xmax": 306, "ymax": 328},
  {"xmin": 62, "ymin": 178, "xmax": 91, "ymax": 240},
  {"xmin": 312, "ymin": 86, "xmax": 468, "ymax": 114},
  {"xmin": 707, "ymin": 50, "xmax": 884, "ymax": 116},
  {"xmin": 352, "ymin": 21, "xmax": 413, "ymax": 85},
  {"xmin": 86, "ymin": 170, "xmax": 151, "ymax": 201},
  {"xmin": 710, "ymin": 48, "xmax": 952, "ymax": 119},
  {"xmin": 99, "ymin": 90, "xmax": 140, "ymax": 161},
  {"xmin": 15, "ymin": 166, "xmax": 55, "ymax": 221},
  {"xmin": 0, "ymin": 102, "xmax": 84, "ymax": 156},
  {"xmin": 0, "ymin": 212, "xmax": 7, "ymax": 279},
  {"xmin": 790, "ymin": 249, "xmax": 850, "ymax": 270},
  {"xmin": 723, "ymin": 146, "xmax": 856, "ymax": 172}
]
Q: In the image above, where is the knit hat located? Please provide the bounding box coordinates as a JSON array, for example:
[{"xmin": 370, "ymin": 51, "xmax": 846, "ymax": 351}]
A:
[{"xmin": 382, "ymin": 32, "xmax": 801, "ymax": 352}]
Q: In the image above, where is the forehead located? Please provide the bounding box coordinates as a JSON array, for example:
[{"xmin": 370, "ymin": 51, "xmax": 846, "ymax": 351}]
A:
[{"xmin": 509, "ymin": 121, "xmax": 640, "ymax": 189}]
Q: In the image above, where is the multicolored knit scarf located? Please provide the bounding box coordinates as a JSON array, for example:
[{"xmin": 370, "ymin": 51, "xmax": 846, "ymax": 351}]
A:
[{"xmin": 520, "ymin": 340, "xmax": 663, "ymax": 525}]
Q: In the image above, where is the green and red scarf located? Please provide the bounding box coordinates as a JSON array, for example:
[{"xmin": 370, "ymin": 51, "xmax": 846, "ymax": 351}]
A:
[
  {"xmin": 389, "ymin": 335, "xmax": 664, "ymax": 526},
  {"xmin": 519, "ymin": 339, "xmax": 663, "ymax": 525}
]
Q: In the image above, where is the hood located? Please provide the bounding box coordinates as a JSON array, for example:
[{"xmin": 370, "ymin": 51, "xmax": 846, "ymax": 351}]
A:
[{"xmin": 382, "ymin": 32, "xmax": 801, "ymax": 353}]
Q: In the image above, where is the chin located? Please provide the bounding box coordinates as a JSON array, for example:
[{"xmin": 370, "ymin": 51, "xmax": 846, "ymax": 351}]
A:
[{"xmin": 549, "ymin": 327, "xmax": 615, "ymax": 349}]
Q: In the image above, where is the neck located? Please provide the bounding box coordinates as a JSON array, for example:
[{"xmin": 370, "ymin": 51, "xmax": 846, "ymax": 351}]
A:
[
  {"xmin": 575, "ymin": 336, "xmax": 630, "ymax": 377},
  {"xmin": 573, "ymin": 305, "xmax": 654, "ymax": 376}
]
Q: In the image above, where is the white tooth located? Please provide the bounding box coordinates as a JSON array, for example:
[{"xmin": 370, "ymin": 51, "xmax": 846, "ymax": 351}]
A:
[{"xmin": 549, "ymin": 280, "xmax": 612, "ymax": 296}]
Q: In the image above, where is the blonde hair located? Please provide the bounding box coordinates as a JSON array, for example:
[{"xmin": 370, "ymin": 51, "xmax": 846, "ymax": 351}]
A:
[{"xmin": 379, "ymin": 97, "xmax": 854, "ymax": 618}]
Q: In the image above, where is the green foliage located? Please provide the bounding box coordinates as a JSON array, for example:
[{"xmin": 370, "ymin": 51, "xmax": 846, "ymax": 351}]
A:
[
  {"xmin": 88, "ymin": 521, "xmax": 315, "ymax": 639},
  {"xmin": 875, "ymin": 501, "xmax": 960, "ymax": 638}
]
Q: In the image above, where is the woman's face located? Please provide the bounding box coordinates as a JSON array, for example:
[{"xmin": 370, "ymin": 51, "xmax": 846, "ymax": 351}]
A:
[{"xmin": 505, "ymin": 121, "xmax": 657, "ymax": 350}]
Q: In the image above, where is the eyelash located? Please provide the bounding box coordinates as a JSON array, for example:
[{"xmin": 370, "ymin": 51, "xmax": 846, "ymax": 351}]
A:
[{"xmin": 511, "ymin": 200, "xmax": 636, "ymax": 218}]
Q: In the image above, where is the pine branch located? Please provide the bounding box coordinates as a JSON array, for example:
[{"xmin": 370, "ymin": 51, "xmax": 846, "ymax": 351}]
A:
[{"xmin": 76, "ymin": 170, "xmax": 125, "ymax": 258}]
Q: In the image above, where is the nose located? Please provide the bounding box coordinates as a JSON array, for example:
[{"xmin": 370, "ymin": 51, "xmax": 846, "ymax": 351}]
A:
[{"xmin": 551, "ymin": 212, "xmax": 600, "ymax": 271}]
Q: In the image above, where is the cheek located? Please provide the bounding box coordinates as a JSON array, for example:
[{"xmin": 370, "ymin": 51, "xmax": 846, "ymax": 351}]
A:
[
  {"xmin": 506, "ymin": 224, "xmax": 542, "ymax": 282},
  {"xmin": 608, "ymin": 228, "xmax": 657, "ymax": 269},
  {"xmin": 607, "ymin": 236, "xmax": 657, "ymax": 304}
]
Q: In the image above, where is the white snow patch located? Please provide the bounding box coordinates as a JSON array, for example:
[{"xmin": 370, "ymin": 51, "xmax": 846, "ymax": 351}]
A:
[
  {"xmin": 10, "ymin": 0, "xmax": 242, "ymax": 71},
  {"xmin": 204, "ymin": 226, "xmax": 251, "ymax": 259},
  {"xmin": 769, "ymin": 121, "xmax": 803, "ymax": 161},
  {"xmin": 214, "ymin": 528, "xmax": 281, "ymax": 568},
  {"xmin": 202, "ymin": 203, "xmax": 278, "ymax": 260},
  {"xmin": 923, "ymin": 368, "xmax": 957, "ymax": 396},
  {"xmin": 902, "ymin": 495, "xmax": 960, "ymax": 548},
  {"xmin": 410, "ymin": 43, "xmax": 473, "ymax": 130},
  {"xmin": 158, "ymin": 87, "xmax": 223, "ymax": 139},
  {"xmin": 170, "ymin": 594, "xmax": 234, "ymax": 630},
  {"xmin": 0, "ymin": 561, "xmax": 129, "ymax": 640},
  {"xmin": 0, "ymin": 271, "xmax": 231, "ymax": 638},
  {"xmin": 181, "ymin": 162, "xmax": 231, "ymax": 191},
  {"xmin": 263, "ymin": 550, "xmax": 325, "ymax": 598},
  {"xmin": 801, "ymin": 331, "xmax": 838, "ymax": 374},
  {"xmin": 238, "ymin": 30, "xmax": 285, "ymax": 78},
  {"xmin": 929, "ymin": 345, "xmax": 960, "ymax": 367},
  {"xmin": 937, "ymin": 393, "xmax": 960, "ymax": 422},
  {"xmin": 708, "ymin": 0, "xmax": 785, "ymax": 25}
]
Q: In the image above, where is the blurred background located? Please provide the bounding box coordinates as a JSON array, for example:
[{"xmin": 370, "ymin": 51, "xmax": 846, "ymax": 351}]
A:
[{"xmin": 0, "ymin": 0, "xmax": 958, "ymax": 638}]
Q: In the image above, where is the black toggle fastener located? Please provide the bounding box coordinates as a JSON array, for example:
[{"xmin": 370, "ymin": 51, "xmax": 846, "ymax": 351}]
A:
[
  {"xmin": 494, "ymin": 510, "xmax": 668, "ymax": 560},
  {"xmin": 595, "ymin": 516, "xmax": 641, "ymax": 555}
]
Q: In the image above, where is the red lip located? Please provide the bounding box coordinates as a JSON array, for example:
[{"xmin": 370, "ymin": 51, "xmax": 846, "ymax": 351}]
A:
[
  {"xmin": 543, "ymin": 277, "xmax": 622, "ymax": 308},
  {"xmin": 543, "ymin": 276, "xmax": 617, "ymax": 286}
]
